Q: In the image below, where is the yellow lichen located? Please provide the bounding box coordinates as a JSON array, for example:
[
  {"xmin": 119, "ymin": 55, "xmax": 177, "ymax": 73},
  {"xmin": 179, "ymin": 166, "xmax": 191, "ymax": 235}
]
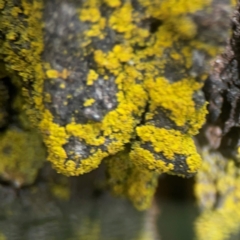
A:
[
  {"xmin": 0, "ymin": 0, "xmax": 45, "ymax": 128},
  {"xmin": 46, "ymin": 69, "xmax": 59, "ymax": 79},
  {"xmin": 46, "ymin": 69, "xmax": 70, "ymax": 79},
  {"xmin": 106, "ymin": 150, "xmax": 159, "ymax": 210},
  {"xmin": 144, "ymin": 77, "xmax": 207, "ymax": 134},
  {"xmin": 39, "ymin": 110, "xmax": 68, "ymax": 174},
  {"xmin": 109, "ymin": 3, "xmax": 134, "ymax": 34},
  {"xmin": 66, "ymin": 122, "xmax": 105, "ymax": 146},
  {"xmin": 86, "ymin": 69, "xmax": 99, "ymax": 85},
  {"xmin": 130, "ymin": 146, "xmax": 174, "ymax": 173},
  {"xmin": 83, "ymin": 98, "xmax": 96, "ymax": 107},
  {"xmin": 67, "ymin": 1, "xmax": 210, "ymax": 176},
  {"xmin": 0, "ymin": 0, "xmax": 217, "ymax": 178},
  {"xmin": 139, "ymin": 0, "xmax": 211, "ymax": 20},
  {"xmin": 79, "ymin": 8, "xmax": 101, "ymax": 23},
  {"xmin": 131, "ymin": 126, "xmax": 201, "ymax": 174},
  {"xmin": 103, "ymin": 0, "xmax": 121, "ymax": 8},
  {"xmin": 94, "ymin": 45, "xmax": 134, "ymax": 74},
  {"xmin": 195, "ymin": 148, "xmax": 240, "ymax": 240}
]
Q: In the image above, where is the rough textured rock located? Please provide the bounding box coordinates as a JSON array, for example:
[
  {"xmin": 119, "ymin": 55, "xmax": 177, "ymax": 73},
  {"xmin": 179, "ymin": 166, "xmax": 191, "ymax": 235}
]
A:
[{"xmin": 0, "ymin": 0, "xmax": 235, "ymax": 212}]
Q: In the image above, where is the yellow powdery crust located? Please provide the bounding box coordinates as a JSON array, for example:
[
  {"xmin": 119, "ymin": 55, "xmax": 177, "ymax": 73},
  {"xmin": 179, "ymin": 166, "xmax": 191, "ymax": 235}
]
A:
[
  {"xmin": 195, "ymin": 148, "xmax": 240, "ymax": 240},
  {"xmin": 131, "ymin": 127, "xmax": 202, "ymax": 174},
  {"xmin": 130, "ymin": 76, "xmax": 207, "ymax": 175},
  {"xmin": 39, "ymin": 110, "xmax": 68, "ymax": 174},
  {"xmin": 144, "ymin": 77, "xmax": 207, "ymax": 135},
  {"xmin": 83, "ymin": 98, "xmax": 95, "ymax": 107},
  {"xmin": 86, "ymin": 70, "xmax": 99, "ymax": 85},
  {"xmin": 0, "ymin": 0, "xmax": 45, "ymax": 125},
  {"xmin": 139, "ymin": 0, "xmax": 211, "ymax": 19},
  {"xmin": 103, "ymin": 0, "xmax": 121, "ymax": 8}
]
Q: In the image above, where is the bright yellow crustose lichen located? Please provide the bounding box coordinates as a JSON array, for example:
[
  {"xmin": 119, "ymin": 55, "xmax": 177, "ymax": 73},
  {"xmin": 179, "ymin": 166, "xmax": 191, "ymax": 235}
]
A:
[
  {"xmin": 195, "ymin": 147, "xmax": 240, "ymax": 240},
  {"xmin": 86, "ymin": 70, "xmax": 99, "ymax": 86},
  {"xmin": 0, "ymin": 0, "xmax": 218, "ymax": 187},
  {"xmin": 103, "ymin": 0, "xmax": 121, "ymax": 8},
  {"xmin": 144, "ymin": 77, "xmax": 207, "ymax": 134},
  {"xmin": 84, "ymin": 98, "xmax": 96, "ymax": 107},
  {"xmin": 0, "ymin": 0, "xmax": 45, "ymax": 127},
  {"xmin": 39, "ymin": 109, "xmax": 69, "ymax": 174},
  {"xmin": 131, "ymin": 127, "xmax": 202, "ymax": 175}
]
